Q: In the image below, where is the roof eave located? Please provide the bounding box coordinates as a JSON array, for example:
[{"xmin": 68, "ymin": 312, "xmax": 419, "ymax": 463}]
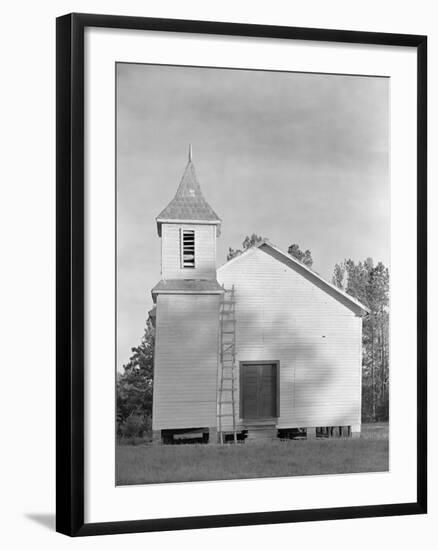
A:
[
  {"xmin": 218, "ymin": 241, "xmax": 370, "ymax": 316},
  {"xmin": 156, "ymin": 218, "xmax": 222, "ymax": 237},
  {"xmin": 265, "ymin": 242, "xmax": 370, "ymax": 315},
  {"xmin": 151, "ymin": 288, "xmax": 224, "ymax": 303}
]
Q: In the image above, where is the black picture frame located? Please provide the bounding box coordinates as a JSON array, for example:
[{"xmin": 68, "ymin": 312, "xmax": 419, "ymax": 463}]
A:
[{"xmin": 56, "ymin": 12, "xmax": 427, "ymax": 537}]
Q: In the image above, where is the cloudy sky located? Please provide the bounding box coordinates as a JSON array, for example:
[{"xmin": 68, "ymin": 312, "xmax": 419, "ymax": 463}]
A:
[{"xmin": 116, "ymin": 63, "xmax": 389, "ymax": 371}]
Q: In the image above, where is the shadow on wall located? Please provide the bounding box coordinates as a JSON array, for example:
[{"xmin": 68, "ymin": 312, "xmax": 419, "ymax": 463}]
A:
[
  {"xmin": 148, "ymin": 289, "xmax": 365, "ymax": 432},
  {"xmin": 231, "ymin": 302, "xmax": 360, "ymax": 428}
]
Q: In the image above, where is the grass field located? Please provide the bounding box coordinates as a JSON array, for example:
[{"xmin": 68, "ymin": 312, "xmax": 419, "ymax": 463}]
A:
[{"xmin": 116, "ymin": 422, "xmax": 388, "ymax": 485}]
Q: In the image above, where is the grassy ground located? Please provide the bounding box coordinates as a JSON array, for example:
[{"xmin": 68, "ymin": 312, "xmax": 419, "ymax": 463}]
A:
[{"xmin": 116, "ymin": 422, "xmax": 388, "ymax": 486}]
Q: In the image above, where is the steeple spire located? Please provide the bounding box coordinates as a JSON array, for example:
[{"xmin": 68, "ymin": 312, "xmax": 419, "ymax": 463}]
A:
[{"xmin": 156, "ymin": 148, "xmax": 221, "ymax": 237}]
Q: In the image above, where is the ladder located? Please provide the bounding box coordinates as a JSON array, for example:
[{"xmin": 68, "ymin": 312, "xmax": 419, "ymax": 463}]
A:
[{"xmin": 217, "ymin": 285, "xmax": 238, "ymax": 444}]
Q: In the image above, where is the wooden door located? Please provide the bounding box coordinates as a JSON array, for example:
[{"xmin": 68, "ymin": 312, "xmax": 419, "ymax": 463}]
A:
[{"xmin": 241, "ymin": 363, "xmax": 278, "ymax": 420}]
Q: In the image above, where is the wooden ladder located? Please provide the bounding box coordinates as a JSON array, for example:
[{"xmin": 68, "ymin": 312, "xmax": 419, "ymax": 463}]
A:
[{"xmin": 218, "ymin": 285, "xmax": 238, "ymax": 444}]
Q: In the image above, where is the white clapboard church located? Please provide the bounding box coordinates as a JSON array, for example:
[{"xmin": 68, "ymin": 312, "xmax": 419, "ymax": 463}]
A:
[{"xmin": 151, "ymin": 150, "xmax": 369, "ymax": 443}]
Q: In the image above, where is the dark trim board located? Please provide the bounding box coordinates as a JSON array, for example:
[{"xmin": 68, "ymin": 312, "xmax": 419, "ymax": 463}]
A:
[{"xmin": 56, "ymin": 12, "xmax": 427, "ymax": 537}]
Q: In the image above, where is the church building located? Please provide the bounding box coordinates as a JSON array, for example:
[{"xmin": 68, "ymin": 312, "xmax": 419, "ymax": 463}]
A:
[{"xmin": 151, "ymin": 150, "xmax": 369, "ymax": 444}]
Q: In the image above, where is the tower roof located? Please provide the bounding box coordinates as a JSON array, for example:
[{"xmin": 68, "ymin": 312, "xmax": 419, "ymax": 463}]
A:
[{"xmin": 156, "ymin": 150, "xmax": 221, "ymax": 236}]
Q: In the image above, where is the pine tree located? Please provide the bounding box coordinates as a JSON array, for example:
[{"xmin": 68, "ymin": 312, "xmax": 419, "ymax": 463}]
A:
[{"xmin": 333, "ymin": 258, "xmax": 389, "ymax": 422}]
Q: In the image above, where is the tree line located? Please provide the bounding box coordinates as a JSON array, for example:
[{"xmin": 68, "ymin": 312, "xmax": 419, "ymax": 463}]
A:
[
  {"xmin": 332, "ymin": 258, "xmax": 389, "ymax": 422},
  {"xmin": 116, "ymin": 236, "xmax": 389, "ymax": 439}
]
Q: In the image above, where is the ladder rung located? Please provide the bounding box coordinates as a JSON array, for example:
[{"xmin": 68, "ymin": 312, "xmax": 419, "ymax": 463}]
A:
[
  {"xmin": 222, "ymin": 376, "xmax": 235, "ymax": 381},
  {"xmin": 219, "ymin": 401, "xmax": 235, "ymax": 404},
  {"xmin": 218, "ymin": 414, "xmax": 235, "ymax": 417}
]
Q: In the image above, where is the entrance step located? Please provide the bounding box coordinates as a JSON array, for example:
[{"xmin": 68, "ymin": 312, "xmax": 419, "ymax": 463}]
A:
[{"xmin": 245, "ymin": 424, "xmax": 277, "ymax": 442}]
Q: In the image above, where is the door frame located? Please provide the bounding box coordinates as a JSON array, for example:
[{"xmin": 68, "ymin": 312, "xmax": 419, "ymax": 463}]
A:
[{"xmin": 239, "ymin": 360, "xmax": 280, "ymax": 421}]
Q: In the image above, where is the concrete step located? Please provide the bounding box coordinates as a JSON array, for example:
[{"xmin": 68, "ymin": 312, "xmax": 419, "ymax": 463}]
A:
[{"xmin": 245, "ymin": 425, "xmax": 277, "ymax": 442}]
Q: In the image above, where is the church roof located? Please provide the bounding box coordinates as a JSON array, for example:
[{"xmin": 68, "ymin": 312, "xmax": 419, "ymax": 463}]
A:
[
  {"xmin": 151, "ymin": 279, "xmax": 224, "ymax": 301},
  {"xmin": 156, "ymin": 151, "xmax": 221, "ymax": 236},
  {"xmin": 218, "ymin": 240, "xmax": 370, "ymax": 316}
]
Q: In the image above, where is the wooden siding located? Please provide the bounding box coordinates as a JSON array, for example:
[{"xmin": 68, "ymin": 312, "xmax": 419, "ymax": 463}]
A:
[
  {"xmin": 217, "ymin": 246, "xmax": 363, "ymax": 430},
  {"xmin": 152, "ymin": 293, "xmax": 220, "ymax": 430},
  {"xmin": 161, "ymin": 223, "xmax": 217, "ymax": 280}
]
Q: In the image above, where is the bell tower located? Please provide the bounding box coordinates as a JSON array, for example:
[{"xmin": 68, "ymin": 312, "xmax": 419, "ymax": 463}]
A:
[
  {"xmin": 155, "ymin": 146, "xmax": 221, "ymax": 281},
  {"xmin": 151, "ymin": 148, "xmax": 223, "ymax": 444}
]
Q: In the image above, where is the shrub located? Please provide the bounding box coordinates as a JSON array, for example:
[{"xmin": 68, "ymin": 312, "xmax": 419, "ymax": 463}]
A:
[
  {"xmin": 118, "ymin": 435, "xmax": 149, "ymax": 446},
  {"xmin": 119, "ymin": 414, "xmax": 152, "ymax": 439}
]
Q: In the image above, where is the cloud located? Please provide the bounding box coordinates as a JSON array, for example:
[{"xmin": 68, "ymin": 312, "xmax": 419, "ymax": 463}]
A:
[{"xmin": 116, "ymin": 63, "xmax": 389, "ymax": 370}]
